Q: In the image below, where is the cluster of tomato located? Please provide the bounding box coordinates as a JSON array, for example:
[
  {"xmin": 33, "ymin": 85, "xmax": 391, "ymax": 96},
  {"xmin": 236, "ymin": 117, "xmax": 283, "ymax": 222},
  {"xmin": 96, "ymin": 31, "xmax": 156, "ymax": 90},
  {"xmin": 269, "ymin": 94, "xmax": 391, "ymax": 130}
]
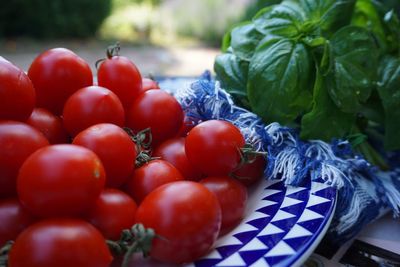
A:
[{"xmin": 0, "ymin": 45, "xmax": 266, "ymax": 267}]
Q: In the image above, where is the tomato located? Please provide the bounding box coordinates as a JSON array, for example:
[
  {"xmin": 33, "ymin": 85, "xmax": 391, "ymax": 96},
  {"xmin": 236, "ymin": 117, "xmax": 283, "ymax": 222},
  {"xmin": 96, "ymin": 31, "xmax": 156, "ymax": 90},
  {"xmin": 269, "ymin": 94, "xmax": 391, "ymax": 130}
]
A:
[
  {"xmin": 126, "ymin": 89, "xmax": 184, "ymax": 146},
  {"xmin": 153, "ymin": 137, "xmax": 203, "ymax": 181},
  {"xmin": 17, "ymin": 144, "xmax": 105, "ymax": 218},
  {"xmin": 135, "ymin": 181, "xmax": 221, "ymax": 264},
  {"xmin": 200, "ymin": 176, "xmax": 248, "ymax": 236},
  {"xmin": 0, "ymin": 198, "xmax": 36, "ymax": 247},
  {"xmin": 97, "ymin": 55, "xmax": 142, "ymax": 110},
  {"xmin": 232, "ymin": 155, "xmax": 266, "ymax": 187},
  {"xmin": 26, "ymin": 107, "xmax": 69, "ymax": 144},
  {"xmin": 73, "ymin": 123, "xmax": 137, "ymax": 188},
  {"xmin": 86, "ymin": 188, "xmax": 137, "ymax": 240},
  {"xmin": 142, "ymin": 77, "xmax": 159, "ymax": 92},
  {"xmin": 0, "ymin": 121, "xmax": 49, "ymax": 198},
  {"xmin": 8, "ymin": 218, "xmax": 113, "ymax": 267},
  {"xmin": 177, "ymin": 114, "xmax": 197, "ymax": 137},
  {"xmin": 125, "ymin": 159, "xmax": 184, "ymax": 203},
  {"xmin": 62, "ymin": 86, "xmax": 125, "ymax": 136},
  {"xmin": 28, "ymin": 48, "xmax": 92, "ymax": 115},
  {"xmin": 185, "ymin": 120, "xmax": 245, "ymax": 176},
  {"xmin": 0, "ymin": 57, "xmax": 35, "ymax": 121}
]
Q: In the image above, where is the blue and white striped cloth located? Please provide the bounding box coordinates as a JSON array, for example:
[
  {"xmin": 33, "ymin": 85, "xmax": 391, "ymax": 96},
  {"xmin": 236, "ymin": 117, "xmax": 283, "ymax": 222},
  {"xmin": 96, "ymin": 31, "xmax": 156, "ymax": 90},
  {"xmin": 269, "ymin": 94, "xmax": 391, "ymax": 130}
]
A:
[{"xmin": 173, "ymin": 71, "xmax": 400, "ymax": 252}]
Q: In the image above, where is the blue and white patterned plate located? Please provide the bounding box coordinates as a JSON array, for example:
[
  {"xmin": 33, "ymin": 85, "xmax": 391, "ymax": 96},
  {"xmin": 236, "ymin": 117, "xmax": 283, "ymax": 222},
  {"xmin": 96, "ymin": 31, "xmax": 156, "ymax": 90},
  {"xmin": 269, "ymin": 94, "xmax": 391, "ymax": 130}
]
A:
[{"xmin": 187, "ymin": 178, "xmax": 337, "ymax": 267}]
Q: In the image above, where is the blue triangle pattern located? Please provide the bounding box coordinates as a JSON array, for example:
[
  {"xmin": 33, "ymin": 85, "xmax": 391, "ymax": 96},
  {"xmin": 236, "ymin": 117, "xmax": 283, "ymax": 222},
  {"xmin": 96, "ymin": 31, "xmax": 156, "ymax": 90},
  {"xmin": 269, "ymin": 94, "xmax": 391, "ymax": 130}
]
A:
[
  {"xmin": 216, "ymin": 245, "xmax": 243, "ymax": 258},
  {"xmin": 194, "ymin": 259, "xmax": 222, "ymax": 267},
  {"xmin": 266, "ymin": 181, "xmax": 285, "ymax": 190},
  {"xmin": 281, "ymin": 202, "xmax": 306, "ymax": 215},
  {"xmin": 263, "ymin": 191, "xmax": 286, "ymax": 202},
  {"xmin": 256, "ymin": 204, "xmax": 281, "ymax": 216},
  {"xmin": 271, "ymin": 218, "xmax": 299, "ymax": 232},
  {"xmin": 286, "ymin": 189, "xmax": 309, "ymax": 200},
  {"xmin": 298, "ymin": 218, "xmax": 324, "ymax": 233},
  {"xmin": 247, "ymin": 217, "xmax": 271, "ymax": 230},
  {"xmin": 257, "ymin": 232, "xmax": 286, "ymax": 248},
  {"xmin": 313, "ymin": 187, "xmax": 336, "ymax": 200},
  {"xmin": 264, "ymin": 255, "xmax": 291, "ymax": 266},
  {"xmin": 307, "ymin": 201, "xmax": 333, "ymax": 216},
  {"xmin": 239, "ymin": 249, "xmax": 270, "ymax": 266},
  {"xmin": 234, "ymin": 230, "xmax": 259, "ymax": 244},
  {"xmin": 283, "ymin": 236, "xmax": 310, "ymax": 251}
]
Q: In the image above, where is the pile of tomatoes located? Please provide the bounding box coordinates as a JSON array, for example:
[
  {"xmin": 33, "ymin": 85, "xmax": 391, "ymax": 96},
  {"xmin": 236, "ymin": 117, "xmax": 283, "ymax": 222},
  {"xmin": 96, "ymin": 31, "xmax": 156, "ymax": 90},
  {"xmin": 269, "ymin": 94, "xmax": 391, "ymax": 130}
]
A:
[{"xmin": 0, "ymin": 45, "xmax": 266, "ymax": 267}]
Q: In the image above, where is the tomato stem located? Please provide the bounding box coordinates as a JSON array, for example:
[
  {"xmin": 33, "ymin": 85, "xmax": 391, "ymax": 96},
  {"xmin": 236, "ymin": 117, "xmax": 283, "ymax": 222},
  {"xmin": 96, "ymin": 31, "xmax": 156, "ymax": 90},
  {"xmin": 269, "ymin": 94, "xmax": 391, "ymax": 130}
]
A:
[
  {"xmin": 232, "ymin": 144, "xmax": 267, "ymax": 173},
  {"xmin": 0, "ymin": 241, "xmax": 13, "ymax": 267}
]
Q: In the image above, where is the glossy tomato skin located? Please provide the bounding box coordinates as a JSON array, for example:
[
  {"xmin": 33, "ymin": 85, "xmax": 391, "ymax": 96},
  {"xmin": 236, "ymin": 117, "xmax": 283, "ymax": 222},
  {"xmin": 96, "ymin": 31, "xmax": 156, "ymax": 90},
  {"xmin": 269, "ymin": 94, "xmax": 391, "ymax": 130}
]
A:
[
  {"xmin": 125, "ymin": 159, "xmax": 184, "ymax": 203},
  {"xmin": 135, "ymin": 181, "xmax": 222, "ymax": 264},
  {"xmin": 126, "ymin": 89, "xmax": 184, "ymax": 146},
  {"xmin": 97, "ymin": 56, "xmax": 142, "ymax": 110},
  {"xmin": 185, "ymin": 120, "xmax": 245, "ymax": 176},
  {"xmin": 200, "ymin": 176, "xmax": 248, "ymax": 236},
  {"xmin": 26, "ymin": 107, "xmax": 69, "ymax": 144},
  {"xmin": 73, "ymin": 123, "xmax": 137, "ymax": 188},
  {"xmin": 233, "ymin": 155, "xmax": 266, "ymax": 187},
  {"xmin": 141, "ymin": 77, "xmax": 159, "ymax": 92},
  {"xmin": 8, "ymin": 218, "xmax": 113, "ymax": 267},
  {"xmin": 17, "ymin": 144, "xmax": 105, "ymax": 218},
  {"xmin": 63, "ymin": 86, "xmax": 125, "ymax": 136},
  {"xmin": 0, "ymin": 198, "xmax": 36, "ymax": 247},
  {"xmin": 86, "ymin": 188, "xmax": 137, "ymax": 240},
  {"xmin": 0, "ymin": 57, "xmax": 35, "ymax": 121},
  {"xmin": 28, "ymin": 48, "xmax": 92, "ymax": 115},
  {"xmin": 153, "ymin": 137, "xmax": 203, "ymax": 181},
  {"xmin": 0, "ymin": 121, "xmax": 49, "ymax": 198}
]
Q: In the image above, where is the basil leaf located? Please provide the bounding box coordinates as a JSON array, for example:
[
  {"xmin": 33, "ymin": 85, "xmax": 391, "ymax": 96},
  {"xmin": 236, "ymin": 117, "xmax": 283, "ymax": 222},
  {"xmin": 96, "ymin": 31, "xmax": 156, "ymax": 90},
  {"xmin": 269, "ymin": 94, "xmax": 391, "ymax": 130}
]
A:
[
  {"xmin": 230, "ymin": 22, "xmax": 264, "ymax": 61},
  {"xmin": 301, "ymin": 69, "xmax": 355, "ymax": 141},
  {"xmin": 253, "ymin": 2, "xmax": 306, "ymax": 37},
  {"xmin": 377, "ymin": 56, "xmax": 400, "ymax": 150},
  {"xmin": 247, "ymin": 38, "xmax": 313, "ymax": 124},
  {"xmin": 326, "ymin": 26, "xmax": 378, "ymax": 113},
  {"xmin": 298, "ymin": 0, "xmax": 356, "ymax": 34},
  {"xmin": 214, "ymin": 52, "xmax": 250, "ymax": 109}
]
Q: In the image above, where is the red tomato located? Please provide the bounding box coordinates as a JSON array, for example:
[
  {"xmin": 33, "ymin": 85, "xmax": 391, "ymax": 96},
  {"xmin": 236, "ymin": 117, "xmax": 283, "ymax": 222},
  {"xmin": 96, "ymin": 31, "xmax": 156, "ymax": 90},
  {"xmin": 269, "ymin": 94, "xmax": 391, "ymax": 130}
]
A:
[
  {"xmin": 8, "ymin": 218, "xmax": 113, "ymax": 267},
  {"xmin": 73, "ymin": 123, "xmax": 137, "ymax": 188},
  {"xmin": 28, "ymin": 48, "xmax": 92, "ymax": 115},
  {"xmin": 0, "ymin": 198, "xmax": 36, "ymax": 247},
  {"xmin": 177, "ymin": 114, "xmax": 197, "ymax": 137},
  {"xmin": 0, "ymin": 57, "xmax": 35, "ymax": 121},
  {"xmin": 0, "ymin": 121, "xmax": 49, "ymax": 198},
  {"xmin": 126, "ymin": 89, "xmax": 184, "ymax": 146},
  {"xmin": 185, "ymin": 120, "xmax": 245, "ymax": 176},
  {"xmin": 153, "ymin": 137, "xmax": 203, "ymax": 181},
  {"xmin": 200, "ymin": 176, "xmax": 248, "ymax": 236},
  {"xmin": 85, "ymin": 188, "xmax": 137, "ymax": 240},
  {"xmin": 135, "ymin": 181, "xmax": 221, "ymax": 264},
  {"xmin": 125, "ymin": 159, "xmax": 184, "ymax": 203},
  {"xmin": 62, "ymin": 86, "xmax": 125, "ymax": 136},
  {"xmin": 232, "ymin": 155, "xmax": 266, "ymax": 187},
  {"xmin": 97, "ymin": 55, "xmax": 142, "ymax": 110},
  {"xmin": 26, "ymin": 107, "xmax": 69, "ymax": 144},
  {"xmin": 17, "ymin": 144, "xmax": 105, "ymax": 218},
  {"xmin": 142, "ymin": 77, "xmax": 159, "ymax": 92}
]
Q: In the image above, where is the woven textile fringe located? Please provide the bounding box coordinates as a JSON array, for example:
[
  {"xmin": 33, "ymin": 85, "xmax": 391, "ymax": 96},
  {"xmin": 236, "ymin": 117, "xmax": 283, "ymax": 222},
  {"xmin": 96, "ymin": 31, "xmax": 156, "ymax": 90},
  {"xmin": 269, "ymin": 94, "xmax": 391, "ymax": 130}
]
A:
[{"xmin": 174, "ymin": 72, "xmax": 400, "ymax": 248}]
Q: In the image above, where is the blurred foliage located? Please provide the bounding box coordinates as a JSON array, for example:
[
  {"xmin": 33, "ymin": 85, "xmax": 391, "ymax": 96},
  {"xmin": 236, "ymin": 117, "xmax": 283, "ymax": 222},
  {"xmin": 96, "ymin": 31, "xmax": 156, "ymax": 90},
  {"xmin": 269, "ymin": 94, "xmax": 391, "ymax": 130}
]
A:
[
  {"xmin": 241, "ymin": 0, "xmax": 281, "ymax": 21},
  {"xmin": 0, "ymin": 0, "xmax": 111, "ymax": 38}
]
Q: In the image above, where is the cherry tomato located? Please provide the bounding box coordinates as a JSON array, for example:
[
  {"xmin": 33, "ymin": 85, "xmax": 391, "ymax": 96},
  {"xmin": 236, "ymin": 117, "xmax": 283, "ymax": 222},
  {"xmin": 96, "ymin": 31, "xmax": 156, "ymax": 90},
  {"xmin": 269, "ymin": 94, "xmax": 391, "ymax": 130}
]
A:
[
  {"xmin": 97, "ymin": 55, "xmax": 142, "ymax": 110},
  {"xmin": 0, "ymin": 57, "xmax": 35, "ymax": 121},
  {"xmin": 28, "ymin": 48, "xmax": 92, "ymax": 115},
  {"xmin": 26, "ymin": 107, "xmax": 69, "ymax": 144},
  {"xmin": 232, "ymin": 155, "xmax": 266, "ymax": 187},
  {"xmin": 135, "ymin": 181, "xmax": 221, "ymax": 264},
  {"xmin": 185, "ymin": 120, "xmax": 245, "ymax": 176},
  {"xmin": 200, "ymin": 176, "xmax": 248, "ymax": 236},
  {"xmin": 0, "ymin": 121, "xmax": 49, "ymax": 198},
  {"xmin": 153, "ymin": 137, "xmax": 203, "ymax": 181},
  {"xmin": 126, "ymin": 89, "xmax": 184, "ymax": 146},
  {"xmin": 125, "ymin": 159, "xmax": 184, "ymax": 203},
  {"xmin": 63, "ymin": 86, "xmax": 125, "ymax": 136},
  {"xmin": 73, "ymin": 123, "xmax": 137, "ymax": 188},
  {"xmin": 0, "ymin": 198, "xmax": 36, "ymax": 247},
  {"xmin": 17, "ymin": 144, "xmax": 105, "ymax": 218},
  {"xmin": 142, "ymin": 77, "xmax": 159, "ymax": 92},
  {"xmin": 8, "ymin": 218, "xmax": 113, "ymax": 267},
  {"xmin": 177, "ymin": 114, "xmax": 197, "ymax": 137},
  {"xmin": 85, "ymin": 188, "xmax": 137, "ymax": 240}
]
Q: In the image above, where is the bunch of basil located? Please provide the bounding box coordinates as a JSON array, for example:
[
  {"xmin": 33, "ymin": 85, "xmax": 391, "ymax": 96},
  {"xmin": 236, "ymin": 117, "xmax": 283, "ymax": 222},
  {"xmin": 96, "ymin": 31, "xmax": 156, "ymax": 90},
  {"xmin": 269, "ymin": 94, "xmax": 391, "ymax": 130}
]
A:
[{"xmin": 214, "ymin": 0, "xmax": 400, "ymax": 169}]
